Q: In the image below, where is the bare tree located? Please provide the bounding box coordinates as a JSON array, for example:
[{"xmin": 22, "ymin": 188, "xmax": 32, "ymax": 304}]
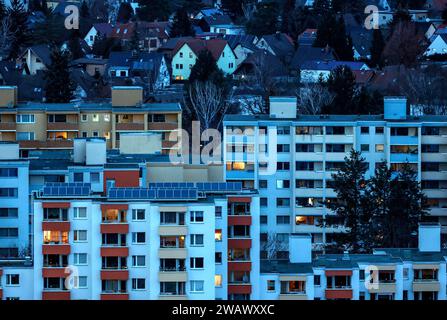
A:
[
  {"xmin": 0, "ymin": 16, "xmax": 14, "ymax": 56},
  {"xmin": 296, "ymin": 82, "xmax": 334, "ymax": 115},
  {"xmin": 261, "ymin": 234, "xmax": 288, "ymax": 260},
  {"xmin": 187, "ymin": 81, "xmax": 232, "ymax": 131},
  {"xmin": 242, "ymin": 2, "xmax": 256, "ymax": 21},
  {"xmin": 238, "ymin": 95, "xmax": 268, "ymax": 115}
]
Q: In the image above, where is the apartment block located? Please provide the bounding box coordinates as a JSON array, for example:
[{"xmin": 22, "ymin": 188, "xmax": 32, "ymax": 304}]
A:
[
  {"xmin": 0, "ymin": 86, "xmax": 182, "ymax": 155},
  {"xmin": 223, "ymin": 96, "xmax": 447, "ymax": 251}
]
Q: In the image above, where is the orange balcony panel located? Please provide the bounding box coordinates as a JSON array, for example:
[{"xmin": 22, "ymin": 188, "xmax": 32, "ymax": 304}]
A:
[
  {"xmin": 47, "ymin": 122, "xmax": 79, "ymax": 131},
  {"xmin": 228, "ymin": 239, "xmax": 252, "ymax": 249},
  {"xmin": 101, "ymin": 247, "xmax": 129, "ymax": 257},
  {"xmin": 42, "ymin": 268, "xmax": 67, "ymax": 278},
  {"xmin": 228, "ymin": 216, "xmax": 252, "ymax": 226},
  {"xmin": 228, "ymin": 262, "xmax": 252, "ymax": 272},
  {"xmin": 42, "ymin": 221, "xmax": 70, "ymax": 232},
  {"xmin": 325, "ymin": 270, "xmax": 353, "ymax": 277},
  {"xmin": 228, "ymin": 284, "xmax": 252, "ymax": 295},
  {"xmin": 101, "ymin": 270, "xmax": 129, "ymax": 280},
  {"xmin": 101, "ymin": 293, "xmax": 129, "ymax": 300},
  {"xmin": 43, "ymin": 202, "xmax": 70, "ymax": 209},
  {"xmin": 116, "ymin": 123, "xmax": 145, "ymax": 131},
  {"xmin": 325, "ymin": 289, "xmax": 353, "ymax": 300},
  {"xmin": 42, "ymin": 245, "xmax": 71, "ymax": 255},
  {"xmin": 148, "ymin": 122, "xmax": 178, "ymax": 131},
  {"xmin": 100, "ymin": 224, "xmax": 129, "ymax": 234},
  {"xmin": 42, "ymin": 291, "xmax": 71, "ymax": 300},
  {"xmin": 228, "ymin": 197, "xmax": 251, "ymax": 203}
]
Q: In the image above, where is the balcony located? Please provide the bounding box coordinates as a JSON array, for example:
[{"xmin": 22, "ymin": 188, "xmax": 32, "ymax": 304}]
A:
[
  {"xmin": 228, "ymin": 216, "xmax": 252, "ymax": 226},
  {"xmin": 148, "ymin": 122, "xmax": 178, "ymax": 131},
  {"xmin": 325, "ymin": 289, "xmax": 353, "ymax": 299},
  {"xmin": 100, "ymin": 247, "xmax": 129, "ymax": 257},
  {"xmin": 390, "ymin": 153, "xmax": 418, "ymax": 163},
  {"xmin": 279, "ymin": 293, "xmax": 308, "ymax": 300},
  {"xmin": 413, "ymin": 280, "xmax": 440, "ymax": 292},
  {"xmin": 162, "ymin": 140, "xmax": 178, "ymax": 149},
  {"xmin": 367, "ymin": 282, "xmax": 397, "ymax": 294},
  {"xmin": 42, "ymin": 221, "xmax": 70, "ymax": 232},
  {"xmin": 42, "ymin": 267, "xmax": 68, "ymax": 278},
  {"xmin": 0, "ymin": 122, "xmax": 16, "ymax": 131},
  {"xmin": 42, "ymin": 244, "xmax": 71, "ymax": 255},
  {"xmin": 100, "ymin": 270, "xmax": 129, "ymax": 281},
  {"xmin": 228, "ymin": 284, "xmax": 252, "ymax": 295},
  {"xmin": 116, "ymin": 122, "xmax": 145, "ymax": 131},
  {"xmin": 228, "ymin": 261, "xmax": 252, "ymax": 272},
  {"xmin": 19, "ymin": 140, "xmax": 74, "ymax": 149},
  {"xmin": 101, "ymin": 293, "xmax": 129, "ymax": 300},
  {"xmin": 159, "ymin": 294, "xmax": 188, "ymax": 300},
  {"xmin": 42, "ymin": 291, "xmax": 71, "ymax": 300},
  {"xmin": 228, "ymin": 239, "xmax": 252, "ymax": 249},
  {"xmin": 421, "ymin": 153, "xmax": 447, "ymax": 162},
  {"xmin": 158, "ymin": 225, "xmax": 188, "ymax": 236},
  {"xmin": 390, "ymin": 135, "xmax": 418, "ymax": 145},
  {"xmin": 47, "ymin": 122, "xmax": 79, "ymax": 131},
  {"xmin": 158, "ymin": 248, "xmax": 187, "ymax": 259},
  {"xmin": 158, "ymin": 271, "xmax": 187, "ymax": 282},
  {"xmin": 100, "ymin": 223, "xmax": 129, "ymax": 234}
]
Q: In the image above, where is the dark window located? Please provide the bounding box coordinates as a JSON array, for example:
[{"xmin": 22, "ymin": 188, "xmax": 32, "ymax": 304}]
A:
[
  {"xmin": 326, "ymin": 126, "xmax": 345, "ymax": 135},
  {"xmin": 296, "ymin": 144, "xmax": 314, "ymax": 152},
  {"xmin": 361, "ymin": 127, "xmax": 369, "ymax": 134},
  {"xmin": 0, "ymin": 168, "xmax": 18, "ymax": 177},
  {"xmin": 314, "ymin": 275, "xmax": 321, "ymax": 286},
  {"xmin": 73, "ymin": 172, "xmax": 83, "ymax": 182},
  {"xmin": 259, "ymin": 180, "xmax": 268, "ymax": 188}
]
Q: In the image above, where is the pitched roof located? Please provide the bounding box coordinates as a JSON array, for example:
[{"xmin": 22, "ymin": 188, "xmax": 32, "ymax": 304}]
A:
[
  {"xmin": 298, "ymin": 29, "xmax": 317, "ymax": 45},
  {"xmin": 173, "ymin": 38, "xmax": 230, "ymax": 60},
  {"xmin": 137, "ymin": 21, "xmax": 171, "ymax": 39},
  {"xmin": 110, "ymin": 23, "xmax": 136, "ymax": 40},
  {"xmin": 203, "ymin": 14, "xmax": 233, "ymax": 26},
  {"xmin": 92, "ymin": 23, "xmax": 113, "ymax": 37},
  {"xmin": 257, "ymin": 33, "xmax": 295, "ymax": 63},
  {"xmin": 223, "ymin": 34, "xmax": 257, "ymax": 50},
  {"xmin": 352, "ymin": 70, "xmax": 375, "ymax": 85},
  {"xmin": 290, "ymin": 45, "xmax": 335, "ymax": 69},
  {"xmin": 349, "ymin": 27, "xmax": 374, "ymax": 58},
  {"xmin": 301, "ymin": 60, "xmax": 369, "ymax": 71},
  {"xmin": 20, "ymin": 45, "xmax": 52, "ymax": 67}
]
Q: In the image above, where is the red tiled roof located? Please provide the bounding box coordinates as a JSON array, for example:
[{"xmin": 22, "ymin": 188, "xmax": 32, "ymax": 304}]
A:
[
  {"xmin": 173, "ymin": 38, "xmax": 230, "ymax": 60},
  {"xmin": 110, "ymin": 23, "xmax": 136, "ymax": 40}
]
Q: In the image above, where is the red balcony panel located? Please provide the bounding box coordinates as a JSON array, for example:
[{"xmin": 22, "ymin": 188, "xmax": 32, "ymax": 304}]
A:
[
  {"xmin": 101, "ymin": 293, "xmax": 129, "ymax": 300},
  {"xmin": 100, "ymin": 270, "xmax": 129, "ymax": 280},
  {"xmin": 42, "ymin": 245, "xmax": 71, "ymax": 255},
  {"xmin": 42, "ymin": 268, "xmax": 68, "ymax": 278},
  {"xmin": 228, "ymin": 239, "xmax": 252, "ymax": 249},
  {"xmin": 100, "ymin": 224, "xmax": 129, "ymax": 234},
  {"xmin": 228, "ymin": 284, "xmax": 252, "ymax": 295},
  {"xmin": 325, "ymin": 289, "xmax": 353, "ymax": 300},
  {"xmin": 228, "ymin": 262, "xmax": 252, "ymax": 272},
  {"xmin": 42, "ymin": 221, "xmax": 70, "ymax": 232},
  {"xmin": 325, "ymin": 270, "xmax": 353, "ymax": 277},
  {"xmin": 0, "ymin": 288, "xmax": 3, "ymax": 300},
  {"xmin": 42, "ymin": 202, "xmax": 71, "ymax": 209},
  {"xmin": 103, "ymin": 170, "xmax": 140, "ymax": 192},
  {"xmin": 42, "ymin": 291, "xmax": 71, "ymax": 300},
  {"xmin": 100, "ymin": 204, "xmax": 129, "ymax": 211},
  {"xmin": 228, "ymin": 216, "xmax": 252, "ymax": 226},
  {"xmin": 101, "ymin": 247, "xmax": 129, "ymax": 257},
  {"xmin": 228, "ymin": 197, "xmax": 251, "ymax": 203}
]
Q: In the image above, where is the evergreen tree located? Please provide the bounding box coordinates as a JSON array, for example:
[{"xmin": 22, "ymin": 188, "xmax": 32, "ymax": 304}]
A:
[
  {"xmin": 280, "ymin": 0, "xmax": 295, "ymax": 34},
  {"xmin": 7, "ymin": 0, "xmax": 30, "ymax": 59},
  {"xmin": 327, "ymin": 149, "xmax": 370, "ymax": 253},
  {"xmin": 324, "ymin": 65, "xmax": 356, "ymax": 114},
  {"xmin": 221, "ymin": 0, "xmax": 250, "ymax": 18},
  {"xmin": 44, "ymin": 48, "xmax": 75, "ymax": 103},
  {"xmin": 116, "ymin": 2, "xmax": 133, "ymax": 23},
  {"xmin": 352, "ymin": 87, "xmax": 383, "ymax": 115},
  {"xmin": 0, "ymin": 0, "xmax": 5, "ymax": 22},
  {"xmin": 80, "ymin": 0, "xmax": 90, "ymax": 19},
  {"xmin": 137, "ymin": 0, "xmax": 171, "ymax": 22},
  {"xmin": 245, "ymin": 1, "xmax": 279, "ymax": 36},
  {"xmin": 68, "ymin": 31, "xmax": 84, "ymax": 60},
  {"xmin": 128, "ymin": 27, "xmax": 140, "ymax": 52},
  {"xmin": 170, "ymin": 6, "xmax": 195, "ymax": 38},
  {"xmin": 177, "ymin": 0, "xmax": 203, "ymax": 12},
  {"xmin": 189, "ymin": 49, "xmax": 223, "ymax": 83},
  {"xmin": 313, "ymin": 12, "xmax": 336, "ymax": 47},
  {"xmin": 370, "ymin": 28, "xmax": 385, "ymax": 68},
  {"xmin": 332, "ymin": 16, "xmax": 353, "ymax": 60},
  {"xmin": 442, "ymin": 8, "xmax": 447, "ymax": 23}
]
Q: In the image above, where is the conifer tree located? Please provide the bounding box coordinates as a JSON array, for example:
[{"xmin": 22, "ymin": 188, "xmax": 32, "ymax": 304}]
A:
[{"xmin": 44, "ymin": 48, "xmax": 75, "ymax": 103}]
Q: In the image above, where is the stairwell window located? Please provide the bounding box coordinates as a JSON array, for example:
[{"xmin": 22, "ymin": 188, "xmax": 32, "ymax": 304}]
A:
[
  {"xmin": 190, "ymin": 234, "xmax": 204, "ymax": 246},
  {"xmin": 190, "ymin": 211, "xmax": 204, "ymax": 223},
  {"xmin": 74, "ymin": 230, "xmax": 87, "ymax": 242},
  {"xmin": 132, "ymin": 278, "xmax": 146, "ymax": 290},
  {"xmin": 16, "ymin": 114, "xmax": 35, "ymax": 123},
  {"xmin": 190, "ymin": 257, "xmax": 204, "ymax": 269},
  {"xmin": 73, "ymin": 207, "xmax": 87, "ymax": 219},
  {"xmin": 74, "ymin": 253, "xmax": 88, "ymax": 265},
  {"xmin": 190, "ymin": 280, "xmax": 204, "ymax": 293},
  {"xmin": 6, "ymin": 274, "xmax": 20, "ymax": 286},
  {"xmin": 132, "ymin": 232, "xmax": 146, "ymax": 244}
]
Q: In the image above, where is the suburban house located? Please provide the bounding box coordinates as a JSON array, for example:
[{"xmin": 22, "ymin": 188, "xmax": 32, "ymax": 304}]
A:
[
  {"xmin": 84, "ymin": 23, "xmax": 113, "ymax": 48},
  {"xmin": 298, "ymin": 29, "xmax": 317, "ymax": 45},
  {"xmin": 137, "ymin": 21, "xmax": 171, "ymax": 52},
  {"xmin": 349, "ymin": 27, "xmax": 374, "ymax": 61},
  {"xmin": 255, "ymin": 33, "xmax": 295, "ymax": 64},
  {"xmin": 199, "ymin": 14, "xmax": 244, "ymax": 35},
  {"xmin": 300, "ymin": 60, "xmax": 370, "ymax": 83},
  {"xmin": 424, "ymin": 34, "xmax": 447, "ymax": 56},
  {"xmin": 16, "ymin": 45, "xmax": 52, "ymax": 75},
  {"xmin": 289, "ymin": 45, "xmax": 335, "ymax": 76},
  {"xmin": 171, "ymin": 38, "xmax": 237, "ymax": 80},
  {"xmin": 110, "ymin": 23, "xmax": 136, "ymax": 47},
  {"xmin": 107, "ymin": 51, "xmax": 170, "ymax": 92},
  {"xmin": 224, "ymin": 34, "xmax": 258, "ymax": 67},
  {"xmin": 70, "ymin": 57, "xmax": 109, "ymax": 77}
]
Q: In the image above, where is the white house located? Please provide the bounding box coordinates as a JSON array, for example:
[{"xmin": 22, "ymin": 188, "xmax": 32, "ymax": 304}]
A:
[
  {"xmin": 84, "ymin": 23, "xmax": 113, "ymax": 48},
  {"xmin": 424, "ymin": 34, "xmax": 447, "ymax": 56}
]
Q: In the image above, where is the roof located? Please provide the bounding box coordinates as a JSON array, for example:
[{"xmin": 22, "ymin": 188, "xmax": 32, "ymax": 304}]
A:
[
  {"xmin": 379, "ymin": 248, "xmax": 446, "ymax": 262},
  {"xmin": 52, "ymin": 1, "xmax": 81, "ymax": 16},
  {"xmin": 314, "ymin": 253, "xmax": 402, "ymax": 268},
  {"xmin": 353, "ymin": 69, "xmax": 375, "ymax": 85},
  {"xmin": 203, "ymin": 14, "xmax": 233, "ymax": 26},
  {"xmin": 92, "ymin": 23, "xmax": 113, "ymax": 37},
  {"xmin": 290, "ymin": 45, "xmax": 335, "ymax": 69},
  {"xmin": 137, "ymin": 21, "xmax": 171, "ymax": 39},
  {"xmin": 301, "ymin": 60, "xmax": 369, "ymax": 71},
  {"xmin": 349, "ymin": 27, "xmax": 374, "ymax": 58},
  {"xmin": 223, "ymin": 34, "xmax": 257, "ymax": 50},
  {"xmin": 258, "ymin": 33, "xmax": 295, "ymax": 62},
  {"xmin": 298, "ymin": 29, "xmax": 317, "ymax": 45},
  {"xmin": 261, "ymin": 260, "xmax": 314, "ymax": 274},
  {"xmin": 236, "ymin": 49, "xmax": 289, "ymax": 78},
  {"xmin": 20, "ymin": 44, "xmax": 52, "ymax": 67},
  {"xmin": 110, "ymin": 23, "xmax": 136, "ymax": 40},
  {"xmin": 173, "ymin": 38, "xmax": 230, "ymax": 60}
]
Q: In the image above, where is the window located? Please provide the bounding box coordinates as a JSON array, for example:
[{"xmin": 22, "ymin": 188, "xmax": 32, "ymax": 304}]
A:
[
  {"xmin": 276, "ymin": 198, "xmax": 290, "ymax": 207},
  {"xmin": 267, "ymin": 280, "xmax": 275, "ymax": 291},
  {"xmin": 190, "ymin": 257, "xmax": 204, "ymax": 269},
  {"xmin": 132, "ymin": 255, "xmax": 146, "ymax": 267},
  {"xmin": 73, "ymin": 207, "xmax": 87, "ymax": 219},
  {"xmin": 132, "ymin": 278, "xmax": 146, "ymax": 290},
  {"xmin": 403, "ymin": 268, "xmax": 409, "ymax": 279},
  {"xmin": 74, "ymin": 253, "xmax": 88, "ymax": 265},
  {"xmin": 0, "ymin": 188, "xmax": 17, "ymax": 198},
  {"xmin": 179, "ymin": 52, "xmax": 183, "ymax": 58},
  {"xmin": 16, "ymin": 114, "xmax": 35, "ymax": 123},
  {"xmin": 359, "ymin": 270, "xmax": 365, "ymax": 280},
  {"xmin": 326, "ymin": 126, "xmax": 345, "ymax": 135},
  {"xmin": 361, "ymin": 144, "xmax": 370, "ymax": 152},
  {"xmin": 277, "ymin": 162, "xmax": 290, "ymax": 171},
  {"xmin": 260, "ymin": 215, "xmax": 268, "ymax": 224},
  {"xmin": 215, "ymin": 275, "xmax": 222, "ymax": 287},
  {"xmin": 74, "ymin": 230, "xmax": 87, "ymax": 242},
  {"xmin": 229, "ymin": 63, "xmax": 234, "ymax": 69},
  {"xmin": 132, "ymin": 209, "xmax": 145, "ymax": 221},
  {"xmin": 276, "ymin": 215, "xmax": 290, "ymax": 224},
  {"xmin": 77, "ymin": 276, "xmax": 87, "ymax": 289},
  {"xmin": 375, "ymin": 127, "xmax": 384, "ymax": 134},
  {"xmin": 215, "ymin": 229, "xmax": 222, "ymax": 241},
  {"xmin": 104, "ymin": 114, "xmax": 110, "ymax": 122},
  {"xmin": 215, "ymin": 206, "xmax": 222, "ymax": 218},
  {"xmin": 92, "ymin": 131, "xmax": 99, "ymax": 137},
  {"xmin": 296, "ymin": 144, "xmax": 315, "ymax": 152},
  {"xmin": 421, "ymin": 144, "xmax": 439, "ymax": 153},
  {"xmin": 0, "ymin": 228, "xmax": 18, "ymax": 238},
  {"xmin": 277, "ymin": 144, "xmax": 290, "ymax": 153},
  {"xmin": 190, "ymin": 211, "xmax": 204, "ymax": 223},
  {"xmin": 277, "ymin": 126, "xmax": 290, "ymax": 135},
  {"xmin": 81, "ymin": 114, "xmax": 88, "ymax": 122},
  {"xmin": 260, "ymin": 198, "xmax": 268, "ymax": 206},
  {"xmin": 375, "ymin": 144, "xmax": 384, "ymax": 152},
  {"xmin": 259, "ymin": 180, "xmax": 268, "ymax": 188},
  {"xmin": 276, "ymin": 180, "xmax": 290, "ymax": 189},
  {"xmin": 326, "ymin": 144, "xmax": 345, "ymax": 153},
  {"xmin": 361, "ymin": 127, "xmax": 369, "ymax": 134},
  {"xmin": 81, "ymin": 131, "xmax": 88, "ymax": 138},
  {"xmin": 90, "ymin": 172, "xmax": 100, "ymax": 183},
  {"xmin": 422, "ymin": 127, "xmax": 439, "ymax": 135},
  {"xmin": 190, "ymin": 280, "xmax": 204, "ymax": 292},
  {"xmin": 215, "ymin": 252, "xmax": 222, "ymax": 264},
  {"xmin": 314, "ymin": 275, "xmax": 321, "ymax": 286},
  {"xmin": 16, "ymin": 132, "xmax": 34, "ymax": 141},
  {"xmin": 0, "ymin": 168, "xmax": 18, "ymax": 177},
  {"xmin": 296, "ymin": 162, "xmax": 314, "ymax": 171},
  {"xmin": 92, "ymin": 114, "xmax": 99, "ymax": 122},
  {"xmin": 191, "ymin": 234, "xmax": 204, "ymax": 246},
  {"xmin": 0, "ymin": 208, "xmax": 18, "ymax": 218},
  {"xmin": 6, "ymin": 274, "xmax": 19, "ymax": 286},
  {"xmin": 73, "ymin": 172, "xmax": 83, "ymax": 182},
  {"xmin": 132, "ymin": 232, "xmax": 146, "ymax": 244}
]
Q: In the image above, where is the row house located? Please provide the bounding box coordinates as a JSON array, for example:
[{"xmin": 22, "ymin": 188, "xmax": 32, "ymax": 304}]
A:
[
  {"xmin": 0, "ymin": 86, "xmax": 182, "ymax": 155},
  {"xmin": 223, "ymin": 96, "xmax": 447, "ymax": 251}
]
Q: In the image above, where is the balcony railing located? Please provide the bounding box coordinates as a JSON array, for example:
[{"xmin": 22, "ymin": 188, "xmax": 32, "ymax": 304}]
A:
[{"xmin": 160, "ymin": 266, "xmax": 186, "ymax": 272}]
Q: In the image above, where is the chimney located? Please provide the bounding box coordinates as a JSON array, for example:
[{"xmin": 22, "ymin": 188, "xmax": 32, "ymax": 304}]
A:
[
  {"xmin": 289, "ymin": 234, "xmax": 312, "ymax": 263},
  {"xmin": 0, "ymin": 86, "xmax": 18, "ymax": 108},
  {"xmin": 111, "ymin": 86, "xmax": 143, "ymax": 107},
  {"xmin": 418, "ymin": 223, "xmax": 441, "ymax": 252},
  {"xmin": 384, "ymin": 96, "xmax": 407, "ymax": 120},
  {"xmin": 269, "ymin": 96, "xmax": 297, "ymax": 119}
]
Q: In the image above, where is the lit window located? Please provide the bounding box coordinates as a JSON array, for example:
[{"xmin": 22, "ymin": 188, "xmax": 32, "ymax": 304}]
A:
[
  {"xmin": 92, "ymin": 114, "xmax": 99, "ymax": 122},
  {"xmin": 375, "ymin": 144, "xmax": 385, "ymax": 152},
  {"xmin": 215, "ymin": 229, "xmax": 222, "ymax": 242},
  {"xmin": 215, "ymin": 275, "xmax": 222, "ymax": 287},
  {"xmin": 267, "ymin": 280, "xmax": 275, "ymax": 291}
]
